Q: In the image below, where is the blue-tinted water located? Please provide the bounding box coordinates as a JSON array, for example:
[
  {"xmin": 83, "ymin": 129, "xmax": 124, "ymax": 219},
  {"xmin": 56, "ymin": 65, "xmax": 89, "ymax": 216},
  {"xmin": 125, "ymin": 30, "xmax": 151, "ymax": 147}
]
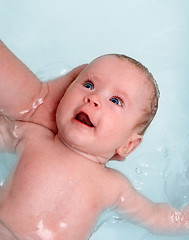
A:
[{"xmin": 0, "ymin": 0, "xmax": 189, "ymax": 239}]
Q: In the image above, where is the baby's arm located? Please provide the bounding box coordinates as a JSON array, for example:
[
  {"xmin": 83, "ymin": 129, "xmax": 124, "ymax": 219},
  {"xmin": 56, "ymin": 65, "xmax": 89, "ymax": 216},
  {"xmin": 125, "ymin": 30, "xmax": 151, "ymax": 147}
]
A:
[{"xmin": 114, "ymin": 174, "xmax": 189, "ymax": 235}]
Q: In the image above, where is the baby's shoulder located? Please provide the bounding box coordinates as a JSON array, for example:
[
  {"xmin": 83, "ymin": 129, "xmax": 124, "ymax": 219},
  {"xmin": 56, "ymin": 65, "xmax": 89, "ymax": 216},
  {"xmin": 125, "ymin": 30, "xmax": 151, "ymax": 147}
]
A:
[
  {"xmin": 102, "ymin": 167, "xmax": 133, "ymax": 207},
  {"xmin": 12, "ymin": 120, "xmax": 54, "ymax": 151},
  {"xmin": 13, "ymin": 121, "xmax": 56, "ymax": 160},
  {"xmin": 14, "ymin": 120, "xmax": 53, "ymax": 139},
  {"xmin": 106, "ymin": 167, "xmax": 131, "ymax": 185}
]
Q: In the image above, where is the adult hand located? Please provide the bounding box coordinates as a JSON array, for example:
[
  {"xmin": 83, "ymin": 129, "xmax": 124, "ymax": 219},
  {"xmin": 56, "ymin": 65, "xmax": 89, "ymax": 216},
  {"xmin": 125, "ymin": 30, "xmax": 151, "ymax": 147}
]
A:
[{"xmin": 30, "ymin": 64, "xmax": 87, "ymax": 133}]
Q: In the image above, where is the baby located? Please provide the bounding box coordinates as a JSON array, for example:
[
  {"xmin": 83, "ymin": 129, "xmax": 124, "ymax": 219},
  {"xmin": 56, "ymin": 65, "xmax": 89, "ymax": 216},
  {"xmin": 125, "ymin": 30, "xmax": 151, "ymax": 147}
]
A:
[{"xmin": 0, "ymin": 40, "xmax": 189, "ymax": 240}]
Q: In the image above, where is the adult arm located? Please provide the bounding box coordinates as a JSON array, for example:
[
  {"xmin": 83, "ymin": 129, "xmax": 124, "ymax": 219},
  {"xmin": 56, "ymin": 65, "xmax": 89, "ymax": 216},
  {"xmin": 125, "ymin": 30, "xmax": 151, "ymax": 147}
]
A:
[
  {"xmin": 0, "ymin": 40, "xmax": 87, "ymax": 132},
  {"xmin": 29, "ymin": 64, "xmax": 87, "ymax": 132},
  {"xmin": 0, "ymin": 40, "xmax": 44, "ymax": 119}
]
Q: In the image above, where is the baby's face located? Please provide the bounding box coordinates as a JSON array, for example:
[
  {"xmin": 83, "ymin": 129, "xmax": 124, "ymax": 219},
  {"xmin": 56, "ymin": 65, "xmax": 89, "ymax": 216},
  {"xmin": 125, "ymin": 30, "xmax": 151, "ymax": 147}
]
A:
[{"xmin": 56, "ymin": 55, "xmax": 152, "ymax": 162}]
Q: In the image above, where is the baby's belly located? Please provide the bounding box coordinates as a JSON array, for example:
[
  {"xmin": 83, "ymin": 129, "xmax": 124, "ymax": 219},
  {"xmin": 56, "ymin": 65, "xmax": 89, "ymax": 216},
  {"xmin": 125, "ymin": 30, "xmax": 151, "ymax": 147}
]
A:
[
  {"xmin": 0, "ymin": 181, "xmax": 101, "ymax": 240},
  {"xmin": 0, "ymin": 202, "xmax": 98, "ymax": 240},
  {"xmin": 0, "ymin": 141, "xmax": 104, "ymax": 239}
]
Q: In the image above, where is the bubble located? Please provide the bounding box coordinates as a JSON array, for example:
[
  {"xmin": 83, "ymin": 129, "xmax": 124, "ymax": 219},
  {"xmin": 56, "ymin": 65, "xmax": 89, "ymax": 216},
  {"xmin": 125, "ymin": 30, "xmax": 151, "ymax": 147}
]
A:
[
  {"xmin": 135, "ymin": 167, "xmax": 142, "ymax": 174},
  {"xmin": 156, "ymin": 146, "xmax": 164, "ymax": 152}
]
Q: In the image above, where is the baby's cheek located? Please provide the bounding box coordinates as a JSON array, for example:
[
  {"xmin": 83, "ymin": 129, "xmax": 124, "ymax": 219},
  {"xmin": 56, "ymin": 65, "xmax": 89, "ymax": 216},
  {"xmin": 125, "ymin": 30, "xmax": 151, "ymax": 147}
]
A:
[
  {"xmin": 56, "ymin": 112, "xmax": 63, "ymax": 130},
  {"xmin": 56, "ymin": 99, "xmax": 69, "ymax": 133},
  {"xmin": 56, "ymin": 113, "xmax": 66, "ymax": 143}
]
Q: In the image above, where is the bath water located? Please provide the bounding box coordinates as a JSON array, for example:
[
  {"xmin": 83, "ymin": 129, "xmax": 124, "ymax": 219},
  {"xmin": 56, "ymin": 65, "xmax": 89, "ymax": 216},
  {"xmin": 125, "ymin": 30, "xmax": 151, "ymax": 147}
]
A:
[{"xmin": 1, "ymin": 0, "xmax": 189, "ymax": 239}]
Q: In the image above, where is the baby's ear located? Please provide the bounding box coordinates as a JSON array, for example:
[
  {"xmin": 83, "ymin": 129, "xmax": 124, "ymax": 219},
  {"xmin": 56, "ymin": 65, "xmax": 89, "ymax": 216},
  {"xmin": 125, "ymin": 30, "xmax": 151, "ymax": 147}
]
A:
[{"xmin": 116, "ymin": 134, "xmax": 142, "ymax": 157}]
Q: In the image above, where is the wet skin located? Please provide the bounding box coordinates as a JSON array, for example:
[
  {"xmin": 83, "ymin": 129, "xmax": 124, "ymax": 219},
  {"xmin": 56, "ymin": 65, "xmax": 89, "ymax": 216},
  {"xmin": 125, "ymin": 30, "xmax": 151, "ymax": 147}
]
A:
[{"xmin": 1, "ymin": 43, "xmax": 188, "ymax": 239}]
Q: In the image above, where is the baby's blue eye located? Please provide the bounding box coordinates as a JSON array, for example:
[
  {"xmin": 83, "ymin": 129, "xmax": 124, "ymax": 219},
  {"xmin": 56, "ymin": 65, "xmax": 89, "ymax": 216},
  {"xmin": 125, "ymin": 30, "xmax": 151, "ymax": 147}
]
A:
[
  {"xmin": 84, "ymin": 81, "xmax": 94, "ymax": 90},
  {"xmin": 110, "ymin": 97, "xmax": 123, "ymax": 106}
]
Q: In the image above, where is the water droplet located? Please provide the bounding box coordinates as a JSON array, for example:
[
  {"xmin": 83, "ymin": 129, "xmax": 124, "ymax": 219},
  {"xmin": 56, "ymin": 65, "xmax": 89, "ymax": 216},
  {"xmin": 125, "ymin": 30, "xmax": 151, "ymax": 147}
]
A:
[{"xmin": 135, "ymin": 167, "xmax": 142, "ymax": 174}]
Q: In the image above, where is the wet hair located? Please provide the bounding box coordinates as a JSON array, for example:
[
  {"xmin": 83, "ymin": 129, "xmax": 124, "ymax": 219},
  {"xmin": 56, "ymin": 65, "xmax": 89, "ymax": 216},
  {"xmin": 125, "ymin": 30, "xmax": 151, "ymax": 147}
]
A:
[{"xmin": 110, "ymin": 53, "xmax": 160, "ymax": 135}]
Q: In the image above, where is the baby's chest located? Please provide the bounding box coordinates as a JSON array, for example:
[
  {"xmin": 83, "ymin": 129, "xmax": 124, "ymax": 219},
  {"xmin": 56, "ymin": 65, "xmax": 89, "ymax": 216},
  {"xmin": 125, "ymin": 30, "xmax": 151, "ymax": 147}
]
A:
[
  {"xmin": 0, "ymin": 165, "xmax": 103, "ymax": 239},
  {"xmin": 11, "ymin": 153, "xmax": 104, "ymax": 215}
]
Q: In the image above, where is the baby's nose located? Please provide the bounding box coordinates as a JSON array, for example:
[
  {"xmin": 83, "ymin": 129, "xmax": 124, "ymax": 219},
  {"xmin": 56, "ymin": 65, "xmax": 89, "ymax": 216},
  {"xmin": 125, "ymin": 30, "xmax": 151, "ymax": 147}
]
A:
[{"xmin": 84, "ymin": 95, "xmax": 101, "ymax": 108}]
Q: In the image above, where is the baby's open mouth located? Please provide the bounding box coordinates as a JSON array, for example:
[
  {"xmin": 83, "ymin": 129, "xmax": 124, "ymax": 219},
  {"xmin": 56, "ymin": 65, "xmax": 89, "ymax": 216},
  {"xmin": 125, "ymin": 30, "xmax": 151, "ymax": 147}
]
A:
[{"xmin": 75, "ymin": 112, "xmax": 94, "ymax": 127}]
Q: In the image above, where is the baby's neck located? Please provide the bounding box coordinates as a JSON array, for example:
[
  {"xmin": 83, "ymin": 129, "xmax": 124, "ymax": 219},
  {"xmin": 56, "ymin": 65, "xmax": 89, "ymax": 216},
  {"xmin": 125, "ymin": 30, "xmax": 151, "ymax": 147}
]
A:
[{"xmin": 54, "ymin": 135, "xmax": 109, "ymax": 165}]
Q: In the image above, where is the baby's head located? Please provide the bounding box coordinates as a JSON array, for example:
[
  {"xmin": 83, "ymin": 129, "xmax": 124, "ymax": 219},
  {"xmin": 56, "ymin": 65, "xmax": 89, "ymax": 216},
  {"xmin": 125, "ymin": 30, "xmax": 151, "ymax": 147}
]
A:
[
  {"xmin": 113, "ymin": 54, "xmax": 159, "ymax": 136},
  {"xmin": 56, "ymin": 54, "xmax": 159, "ymax": 163}
]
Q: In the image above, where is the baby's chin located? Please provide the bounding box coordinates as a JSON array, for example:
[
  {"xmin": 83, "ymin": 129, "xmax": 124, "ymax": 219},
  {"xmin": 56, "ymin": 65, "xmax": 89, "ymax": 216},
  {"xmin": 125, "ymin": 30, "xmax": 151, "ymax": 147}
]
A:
[
  {"xmin": 58, "ymin": 136, "xmax": 110, "ymax": 164},
  {"xmin": 109, "ymin": 154, "xmax": 126, "ymax": 161}
]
